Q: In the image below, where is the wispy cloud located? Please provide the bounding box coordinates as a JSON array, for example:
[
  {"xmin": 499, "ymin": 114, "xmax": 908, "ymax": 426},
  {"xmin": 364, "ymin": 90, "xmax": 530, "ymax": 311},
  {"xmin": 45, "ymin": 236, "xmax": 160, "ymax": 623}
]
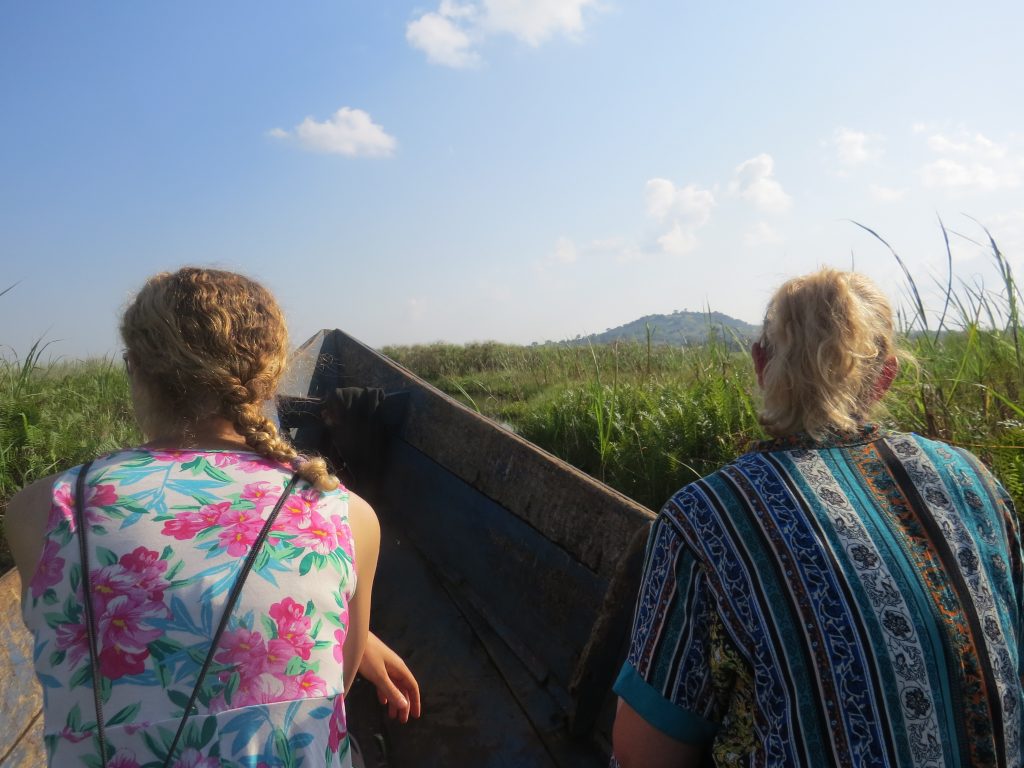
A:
[
  {"xmin": 270, "ymin": 107, "xmax": 397, "ymax": 157},
  {"xmin": 920, "ymin": 130, "xmax": 1020, "ymax": 191},
  {"xmin": 406, "ymin": 6, "xmax": 480, "ymax": 68},
  {"xmin": 551, "ymin": 236, "xmax": 578, "ymax": 264},
  {"xmin": 743, "ymin": 221, "xmax": 782, "ymax": 247},
  {"xmin": 832, "ymin": 128, "xmax": 882, "ymax": 167},
  {"xmin": 645, "ymin": 178, "xmax": 715, "ymax": 255},
  {"xmin": 868, "ymin": 184, "xmax": 908, "ymax": 203},
  {"xmin": 731, "ymin": 154, "xmax": 791, "ymax": 213},
  {"xmin": 407, "ymin": 0, "xmax": 599, "ymax": 68}
]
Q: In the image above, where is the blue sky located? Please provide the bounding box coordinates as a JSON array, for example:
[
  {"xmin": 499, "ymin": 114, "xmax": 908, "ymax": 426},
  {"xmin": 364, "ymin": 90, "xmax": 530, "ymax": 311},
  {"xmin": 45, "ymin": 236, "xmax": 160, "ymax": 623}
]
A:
[{"xmin": 3, "ymin": 1, "xmax": 1023, "ymax": 359}]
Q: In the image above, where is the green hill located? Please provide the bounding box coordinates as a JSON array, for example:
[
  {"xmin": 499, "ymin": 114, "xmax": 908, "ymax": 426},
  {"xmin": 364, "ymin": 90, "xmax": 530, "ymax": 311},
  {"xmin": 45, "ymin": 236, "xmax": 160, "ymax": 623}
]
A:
[{"xmin": 563, "ymin": 310, "xmax": 761, "ymax": 346}]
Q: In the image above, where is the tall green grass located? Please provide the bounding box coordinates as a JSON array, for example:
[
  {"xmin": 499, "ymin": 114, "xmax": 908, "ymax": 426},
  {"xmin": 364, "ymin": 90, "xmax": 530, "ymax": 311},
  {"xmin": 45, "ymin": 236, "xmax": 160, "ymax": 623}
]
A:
[
  {"xmin": 1, "ymin": 226, "xmax": 1021, "ymax": 574},
  {"xmin": 387, "ymin": 228, "xmax": 1024, "ymax": 514},
  {"xmin": 0, "ymin": 345, "xmax": 142, "ymax": 570}
]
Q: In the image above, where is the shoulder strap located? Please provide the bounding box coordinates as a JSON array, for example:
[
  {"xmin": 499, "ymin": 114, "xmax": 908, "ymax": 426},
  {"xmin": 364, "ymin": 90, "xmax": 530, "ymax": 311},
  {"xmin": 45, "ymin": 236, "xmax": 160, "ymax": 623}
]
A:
[
  {"xmin": 74, "ymin": 460, "xmax": 109, "ymax": 766},
  {"xmin": 161, "ymin": 472, "xmax": 300, "ymax": 767}
]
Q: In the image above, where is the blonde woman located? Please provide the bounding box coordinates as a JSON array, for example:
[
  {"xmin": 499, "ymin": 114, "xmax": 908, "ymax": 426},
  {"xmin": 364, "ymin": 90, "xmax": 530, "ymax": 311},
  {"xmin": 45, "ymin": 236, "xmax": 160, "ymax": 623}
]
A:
[
  {"xmin": 6, "ymin": 268, "xmax": 418, "ymax": 768},
  {"xmin": 612, "ymin": 269, "xmax": 1022, "ymax": 767}
]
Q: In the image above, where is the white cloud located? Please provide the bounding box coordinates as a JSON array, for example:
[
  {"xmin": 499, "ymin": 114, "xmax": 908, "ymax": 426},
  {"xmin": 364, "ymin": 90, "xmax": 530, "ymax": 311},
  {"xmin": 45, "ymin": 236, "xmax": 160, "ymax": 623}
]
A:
[
  {"xmin": 406, "ymin": 10, "xmax": 480, "ymax": 68},
  {"xmin": 644, "ymin": 179, "xmax": 714, "ymax": 225},
  {"xmin": 731, "ymin": 154, "xmax": 792, "ymax": 213},
  {"xmin": 657, "ymin": 221, "xmax": 698, "ymax": 256},
  {"xmin": 644, "ymin": 178, "xmax": 715, "ymax": 256},
  {"xmin": 552, "ymin": 236, "xmax": 578, "ymax": 264},
  {"xmin": 480, "ymin": 0, "xmax": 594, "ymax": 45},
  {"xmin": 920, "ymin": 130, "xmax": 1020, "ymax": 192},
  {"xmin": 926, "ymin": 132, "xmax": 1006, "ymax": 160},
  {"xmin": 921, "ymin": 158, "xmax": 1019, "ymax": 191},
  {"xmin": 645, "ymin": 178, "xmax": 676, "ymax": 220},
  {"xmin": 833, "ymin": 128, "xmax": 881, "ymax": 167},
  {"xmin": 270, "ymin": 107, "xmax": 397, "ymax": 157},
  {"xmin": 407, "ymin": 0, "xmax": 598, "ymax": 67},
  {"xmin": 743, "ymin": 221, "xmax": 782, "ymax": 247},
  {"xmin": 868, "ymin": 184, "xmax": 908, "ymax": 203}
]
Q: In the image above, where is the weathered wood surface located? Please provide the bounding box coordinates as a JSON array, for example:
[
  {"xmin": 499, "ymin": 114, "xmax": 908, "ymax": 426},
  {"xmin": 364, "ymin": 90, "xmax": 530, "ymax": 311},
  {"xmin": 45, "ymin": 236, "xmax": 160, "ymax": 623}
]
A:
[
  {"xmin": 0, "ymin": 568, "xmax": 46, "ymax": 767},
  {"xmin": 283, "ymin": 330, "xmax": 657, "ymax": 760},
  {"xmin": 290, "ymin": 329, "xmax": 655, "ymax": 580}
]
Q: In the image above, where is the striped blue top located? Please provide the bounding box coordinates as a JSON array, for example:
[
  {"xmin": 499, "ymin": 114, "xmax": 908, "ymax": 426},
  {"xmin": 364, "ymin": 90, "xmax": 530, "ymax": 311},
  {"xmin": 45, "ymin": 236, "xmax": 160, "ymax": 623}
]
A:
[{"xmin": 614, "ymin": 427, "xmax": 1023, "ymax": 767}]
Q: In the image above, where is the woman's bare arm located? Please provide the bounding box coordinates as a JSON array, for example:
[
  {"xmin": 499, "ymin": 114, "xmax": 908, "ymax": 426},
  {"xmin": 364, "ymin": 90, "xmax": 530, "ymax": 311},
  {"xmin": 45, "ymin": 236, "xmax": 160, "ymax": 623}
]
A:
[
  {"xmin": 4, "ymin": 473, "xmax": 60, "ymax": 602},
  {"xmin": 341, "ymin": 491, "xmax": 380, "ymax": 693}
]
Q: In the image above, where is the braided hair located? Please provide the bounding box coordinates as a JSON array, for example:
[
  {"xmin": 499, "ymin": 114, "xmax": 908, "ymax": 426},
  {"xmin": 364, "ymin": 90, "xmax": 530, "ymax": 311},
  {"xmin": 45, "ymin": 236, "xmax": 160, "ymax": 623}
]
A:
[{"xmin": 120, "ymin": 267, "xmax": 338, "ymax": 491}]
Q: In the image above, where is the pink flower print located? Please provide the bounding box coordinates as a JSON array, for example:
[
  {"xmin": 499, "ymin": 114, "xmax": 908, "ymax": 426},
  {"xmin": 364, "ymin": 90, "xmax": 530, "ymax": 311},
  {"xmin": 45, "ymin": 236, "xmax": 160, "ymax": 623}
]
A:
[
  {"xmin": 52, "ymin": 480, "xmax": 116, "ymax": 526},
  {"xmin": 48, "ymin": 483, "xmax": 74, "ymax": 530},
  {"xmin": 215, "ymin": 628, "xmax": 268, "ymax": 678},
  {"xmin": 241, "ymin": 481, "xmax": 281, "ymax": 513},
  {"xmin": 281, "ymin": 670, "xmax": 328, "ymax": 700},
  {"xmin": 212, "ymin": 453, "xmax": 240, "ymax": 468},
  {"xmin": 30, "ymin": 539, "xmax": 65, "ymax": 599},
  {"xmin": 98, "ymin": 644, "xmax": 149, "ymax": 679},
  {"xmin": 222, "ymin": 672, "xmax": 283, "ymax": 709},
  {"xmin": 269, "ymin": 596, "xmax": 306, "ymax": 626},
  {"xmin": 55, "ymin": 621, "xmax": 89, "ymax": 667},
  {"xmin": 233, "ymin": 455, "xmax": 272, "ymax": 473},
  {"xmin": 91, "ymin": 563, "xmax": 141, "ymax": 611},
  {"xmin": 270, "ymin": 598, "xmax": 313, "ymax": 659},
  {"xmin": 58, "ymin": 725, "xmax": 93, "ymax": 743},
  {"xmin": 119, "ymin": 547, "xmax": 169, "ymax": 601},
  {"xmin": 217, "ymin": 507, "xmax": 265, "ymax": 557},
  {"xmin": 279, "ymin": 495, "xmax": 314, "ymax": 531},
  {"xmin": 96, "ymin": 595, "xmax": 165, "ymax": 678},
  {"xmin": 172, "ymin": 748, "xmax": 220, "ymax": 768},
  {"xmin": 333, "ymin": 628, "xmax": 345, "ymax": 664},
  {"xmin": 109, "ymin": 750, "xmax": 141, "ymax": 768},
  {"xmin": 328, "ymin": 694, "xmax": 347, "ymax": 753},
  {"xmin": 162, "ymin": 501, "xmax": 232, "ymax": 540},
  {"xmin": 150, "ymin": 449, "xmax": 204, "ymax": 464},
  {"xmin": 87, "ymin": 483, "xmax": 117, "ymax": 509},
  {"xmin": 265, "ymin": 638, "xmax": 296, "ymax": 674},
  {"xmin": 290, "ymin": 511, "xmax": 344, "ymax": 555}
]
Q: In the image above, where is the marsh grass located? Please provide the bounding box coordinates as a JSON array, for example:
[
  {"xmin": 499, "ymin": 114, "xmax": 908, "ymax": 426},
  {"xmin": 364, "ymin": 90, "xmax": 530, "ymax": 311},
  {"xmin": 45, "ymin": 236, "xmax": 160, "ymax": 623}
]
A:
[
  {"xmin": 0, "ymin": 347, "xmax": 142, "ymax": 570},
  {"xmin": 1, "ymin": 225, "xmax": 1021, "ymax": 573},
  {"xmin": 387, "ymin": 226, "xmax": 1024, "ymax": 514}
]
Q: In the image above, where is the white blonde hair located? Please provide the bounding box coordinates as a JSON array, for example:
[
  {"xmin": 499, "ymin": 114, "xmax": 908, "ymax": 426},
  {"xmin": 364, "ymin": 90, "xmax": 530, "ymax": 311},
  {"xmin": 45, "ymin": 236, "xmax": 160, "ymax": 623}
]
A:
[{"xmin": 758, "ymin": 268, "xmax": 901, "ymax": 438}]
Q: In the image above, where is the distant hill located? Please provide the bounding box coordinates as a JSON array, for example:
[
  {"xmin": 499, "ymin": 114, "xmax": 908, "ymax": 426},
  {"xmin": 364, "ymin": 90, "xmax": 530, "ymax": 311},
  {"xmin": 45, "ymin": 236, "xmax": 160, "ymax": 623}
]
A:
[{"xmin": 555, "ymin": 310, "xmax": 761, "ymax": 346}]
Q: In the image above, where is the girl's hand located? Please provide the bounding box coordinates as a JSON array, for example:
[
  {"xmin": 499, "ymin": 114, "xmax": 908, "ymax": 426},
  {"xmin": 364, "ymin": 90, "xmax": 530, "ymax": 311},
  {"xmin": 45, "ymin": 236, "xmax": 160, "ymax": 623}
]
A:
[{"xmin": 359, "ymin": 631, "xmax": 422, "ymax": 723}]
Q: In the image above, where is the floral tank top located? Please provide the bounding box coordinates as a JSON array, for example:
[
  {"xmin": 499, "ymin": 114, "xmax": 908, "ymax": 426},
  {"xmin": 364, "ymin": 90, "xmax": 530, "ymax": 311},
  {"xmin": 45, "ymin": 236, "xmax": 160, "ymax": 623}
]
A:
[{"xmin": 22, "ymin": 449, "xmax": 357, "ymax": 768}]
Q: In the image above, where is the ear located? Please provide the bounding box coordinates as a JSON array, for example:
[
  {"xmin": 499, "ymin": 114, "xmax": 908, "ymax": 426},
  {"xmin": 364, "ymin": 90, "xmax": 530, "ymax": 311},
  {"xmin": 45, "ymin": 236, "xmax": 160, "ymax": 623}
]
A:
[
  {"xmin": 872, "ymin": 355, "xmax": 899, "ymax": 401},
  {"xmin": 751, "ymin": 341, "xmax": 768, "ymax": 388}
]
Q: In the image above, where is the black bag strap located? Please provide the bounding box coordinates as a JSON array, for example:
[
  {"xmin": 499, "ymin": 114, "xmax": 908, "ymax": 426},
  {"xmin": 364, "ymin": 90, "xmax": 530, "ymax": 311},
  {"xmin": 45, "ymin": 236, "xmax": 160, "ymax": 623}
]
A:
[
  {"xmin": 74, "ymin": 460, "xmax": 108, "ymax": 765},
  {"xmin": 74, "ymin": 460, "xmax": 300, "ymax": 768}
]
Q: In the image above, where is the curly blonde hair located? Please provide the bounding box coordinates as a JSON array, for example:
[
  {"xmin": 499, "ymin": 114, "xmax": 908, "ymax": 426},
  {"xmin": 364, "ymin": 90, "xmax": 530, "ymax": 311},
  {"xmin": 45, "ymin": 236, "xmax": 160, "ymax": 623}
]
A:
[
  {"xmin": 120, "ymin": 267, "xmax": 338, "ymax": 491},
  {"xmin": 758, "ymin": 268, "xmax": 901, "ymax": 439}
]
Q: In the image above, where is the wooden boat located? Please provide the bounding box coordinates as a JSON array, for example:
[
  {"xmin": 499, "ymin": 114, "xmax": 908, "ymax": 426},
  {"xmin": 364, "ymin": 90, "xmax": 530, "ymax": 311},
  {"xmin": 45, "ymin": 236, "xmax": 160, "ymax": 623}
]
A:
[{"xmin": 1, "ymin": 329, "xmax": 656, "ymax": 767}]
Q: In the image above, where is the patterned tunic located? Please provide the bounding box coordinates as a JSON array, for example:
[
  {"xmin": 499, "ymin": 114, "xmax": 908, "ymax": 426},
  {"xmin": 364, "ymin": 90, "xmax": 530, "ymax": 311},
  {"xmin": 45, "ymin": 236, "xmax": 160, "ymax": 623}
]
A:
[
  {"xmin": 614, "ymin": 427, "xmax": 1023, "ymax": 767},
  {"xmin": 22, "ymin": 449, "xmax": 357, "ymax": 768}
]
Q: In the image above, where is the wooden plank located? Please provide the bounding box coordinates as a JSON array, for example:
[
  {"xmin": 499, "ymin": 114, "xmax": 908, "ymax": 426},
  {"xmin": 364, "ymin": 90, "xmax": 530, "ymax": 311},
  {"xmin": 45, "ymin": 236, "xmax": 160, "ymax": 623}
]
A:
[
  {"xmin": 378, "ymin": 440, "xmax": 607, "ymax": 690},
  {"xmin": 0, "ymin": 714, "xmax": 45, "ymax": 767},
  {"xmin": 317, "ymin": 330, "xmax": 655, "ymax": 580},
  {"xmin": 0, "ymin": 569, "xmax": 44, "ymax": 765},
  {"xmin": 347, "ymin": 521, "xmax": 577, "ymax": 767}
]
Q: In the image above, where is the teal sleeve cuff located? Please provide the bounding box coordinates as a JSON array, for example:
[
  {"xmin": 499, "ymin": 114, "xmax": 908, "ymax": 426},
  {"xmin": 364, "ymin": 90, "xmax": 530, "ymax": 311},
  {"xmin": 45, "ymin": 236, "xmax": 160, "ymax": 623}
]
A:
[{"xmin": 612, "ymin": 662, "xmax": 719, "ymax": 744}]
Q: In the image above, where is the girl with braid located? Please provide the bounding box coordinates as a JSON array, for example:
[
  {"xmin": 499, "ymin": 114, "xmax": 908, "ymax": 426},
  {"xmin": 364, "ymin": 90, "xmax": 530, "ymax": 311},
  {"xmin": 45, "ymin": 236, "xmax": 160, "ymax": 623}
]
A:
[{"xmin": 6, "ymin": 267, "xmax": 419, "ymax": 768}]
